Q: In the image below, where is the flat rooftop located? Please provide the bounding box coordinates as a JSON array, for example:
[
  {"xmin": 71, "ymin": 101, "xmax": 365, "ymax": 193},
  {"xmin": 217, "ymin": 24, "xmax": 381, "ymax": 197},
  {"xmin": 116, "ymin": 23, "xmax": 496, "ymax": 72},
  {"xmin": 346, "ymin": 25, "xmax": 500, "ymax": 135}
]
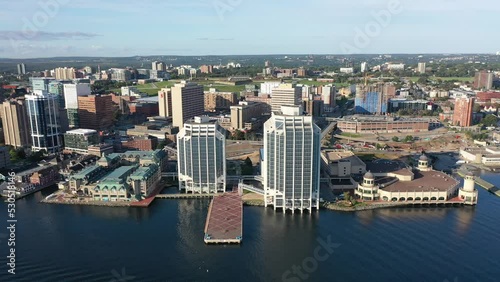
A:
[
  {"xmin": 366, "ymin": 159, "xmax": 409, "ymax": 174},
  {"xmin": 381, "ymin": 171, "xmax": 459, "ymax": 192},
  {"xmin": 66, "ymin": 128, "xmax": 98, "ymax": 135},
  {"xmin": 324, "ymin": 151, "xmax": 365, "ymax": 167}
]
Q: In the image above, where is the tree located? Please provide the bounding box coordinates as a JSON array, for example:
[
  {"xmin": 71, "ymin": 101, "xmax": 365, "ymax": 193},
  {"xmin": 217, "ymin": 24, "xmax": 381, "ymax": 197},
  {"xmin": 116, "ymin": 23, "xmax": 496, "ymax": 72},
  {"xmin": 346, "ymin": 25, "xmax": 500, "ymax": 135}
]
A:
[
  {"xmin": 392, "ymin": 136, "xmax": 400, "ymax": 142},
  {"xmin": 404, "ymin": 135, "xmax": 414, "ymax": 143},
  {"xmin": 481, "ymin": 114, "xmax": 499, "ymax": 127},
  {"xmin": 343, "ymin": 192, "xmax": 351, "ymax": 202},
  {"xmin": 232, "ymin": 130, "xmax": 244, "ymax": 140},
  {"xmin": 241, "ymin": 157, "xmax": 253, "ymax": 175}
]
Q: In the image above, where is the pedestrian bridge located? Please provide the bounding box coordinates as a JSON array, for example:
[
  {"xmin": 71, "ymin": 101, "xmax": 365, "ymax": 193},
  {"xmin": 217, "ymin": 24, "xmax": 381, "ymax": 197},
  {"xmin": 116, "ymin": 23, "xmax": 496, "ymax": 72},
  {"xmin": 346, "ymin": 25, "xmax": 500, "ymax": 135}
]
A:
[{"xmin": 238, "ymin": 183, "xmax": 265, "ymax": 195}]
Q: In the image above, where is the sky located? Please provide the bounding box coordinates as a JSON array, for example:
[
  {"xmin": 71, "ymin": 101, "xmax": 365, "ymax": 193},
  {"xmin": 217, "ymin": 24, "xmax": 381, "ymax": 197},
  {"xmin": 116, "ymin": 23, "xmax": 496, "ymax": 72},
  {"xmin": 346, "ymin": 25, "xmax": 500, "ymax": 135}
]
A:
[{"xmin": 0, "ymin": 0, "xmax": 498, "ymax": 58}]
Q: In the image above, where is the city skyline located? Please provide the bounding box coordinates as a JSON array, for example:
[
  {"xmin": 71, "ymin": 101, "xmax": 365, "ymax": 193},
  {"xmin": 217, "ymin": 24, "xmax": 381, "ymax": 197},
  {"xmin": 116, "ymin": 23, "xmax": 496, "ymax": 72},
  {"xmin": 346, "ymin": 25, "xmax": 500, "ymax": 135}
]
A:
[{"xmin": 0, "ymin": 0, "xmax": 499, "ymax": 58}]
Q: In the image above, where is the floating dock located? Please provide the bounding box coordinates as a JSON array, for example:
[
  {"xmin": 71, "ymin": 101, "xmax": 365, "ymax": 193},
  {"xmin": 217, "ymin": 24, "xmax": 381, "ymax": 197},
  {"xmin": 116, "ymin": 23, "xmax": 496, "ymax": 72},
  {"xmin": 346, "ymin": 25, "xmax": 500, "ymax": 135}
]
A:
[{"xmin": 204, "ymin": 192, "xmax": 243, "ymax": 244}]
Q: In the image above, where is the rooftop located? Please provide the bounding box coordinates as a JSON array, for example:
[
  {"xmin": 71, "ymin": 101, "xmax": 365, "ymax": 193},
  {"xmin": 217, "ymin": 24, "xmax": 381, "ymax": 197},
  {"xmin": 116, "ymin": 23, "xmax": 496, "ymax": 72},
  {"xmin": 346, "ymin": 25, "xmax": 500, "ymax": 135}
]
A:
[
  {"xmin": 102, "ymin": 166, "xmax": 137, "ymax": 182},
  {"xmin": 324, "ymin": 151, "xmax": 365, "ymax": 167},
  {"xmin": 381, "ymin": 170, "xmax": 459, "ymax": 192},
  {"xmin": 66, "ymin": 129, "xmax": 98, "ymax": 135},
  {"xmin": 366, "ymin": 159, "xmax": 409, "ymax": 174}
]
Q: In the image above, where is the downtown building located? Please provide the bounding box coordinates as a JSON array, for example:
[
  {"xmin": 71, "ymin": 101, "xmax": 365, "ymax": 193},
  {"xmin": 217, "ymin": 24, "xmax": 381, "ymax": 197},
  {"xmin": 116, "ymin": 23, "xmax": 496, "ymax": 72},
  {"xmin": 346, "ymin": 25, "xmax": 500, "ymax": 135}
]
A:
[
  {"xmin": 171, "ymin": 81, "xmax": 205, "ymax": 128},
  {"xmin": 262, "ymin": 106, "xmax": 321, "ymax": 212},
  {"xmin": 474, "ymin": 71, "xmax": 494, "ymax": 90},
  {"xmin": 1, "ymin": 98, "xmax": 31, "ymax": 148},
  {"xmin": 25, "ymin": 90, "xmax": 63, "ymax": 153},
  {"xmin": 177, "ymin": 116, "xmax": 226, "ymax": 194},
  {"xmin": 271, "ymin": 83, "xmax": 302, "ymax": 113},
  {"xmin": 64, "ymin": 83, "xmax": 91, "ymax": 128},
  {"xmin": 452, "ymin": 97, "xmax": 474, "ymax": 127},
  {"xmin": 77, "ymin": 95, "xmax": 114, "ymax": 131}
]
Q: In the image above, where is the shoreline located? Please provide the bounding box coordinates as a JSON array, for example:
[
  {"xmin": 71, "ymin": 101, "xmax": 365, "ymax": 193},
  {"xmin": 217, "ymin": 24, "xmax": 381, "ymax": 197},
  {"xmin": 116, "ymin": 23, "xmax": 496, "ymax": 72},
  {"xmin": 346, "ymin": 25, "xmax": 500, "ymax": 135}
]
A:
[{"xmin": 41, "ymin": 198, "xmax": 132, "ymax": 207}]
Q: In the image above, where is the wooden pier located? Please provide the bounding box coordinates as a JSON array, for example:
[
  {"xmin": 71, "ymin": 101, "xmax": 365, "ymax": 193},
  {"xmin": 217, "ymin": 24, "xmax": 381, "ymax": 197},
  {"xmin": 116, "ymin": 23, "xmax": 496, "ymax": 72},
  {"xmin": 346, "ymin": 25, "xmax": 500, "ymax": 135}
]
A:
[
  {"xmin": 204, "ymin": 192, "xmax": 243, "ymax": 244},
  {"xmin": 155, "ymin": 193, "xmax": 218, "ymax": 199}
]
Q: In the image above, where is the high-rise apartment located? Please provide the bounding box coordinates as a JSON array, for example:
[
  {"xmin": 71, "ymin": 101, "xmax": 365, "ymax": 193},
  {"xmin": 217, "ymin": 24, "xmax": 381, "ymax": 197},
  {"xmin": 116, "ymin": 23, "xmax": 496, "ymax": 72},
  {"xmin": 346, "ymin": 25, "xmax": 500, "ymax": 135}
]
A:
[
  {"xmin": 171, "ymin": 81, "xmax": 205, "ymax": 128},
  {"xmin": 1, "ymin": 98, "xmax": 31, "ymax": 148},
  {"xmin": 452, "ymin": 97, "xmax": 474, "ymax": 127},
  {"xmin": 417, "ymin": 62, "xmax": 426, "ymax": 74},
  {"xmin": 54, "ymin": 67, "xmax": 76, "ymax": 80},
  {"xmin": 271, "ymin": 83, "xmax": 302, "ymax": 113},
  {"xmin": 77, "ymin": 95, "xmax": 114, "ymax": 131},
  {"xmin": 64, "ymin": 83, "xmax": 91, "ymax": 128},
  {"xmin": 17, "ymin": 63, "xmax": 26, "ymax": 75},
  {"xmin": 158, "ymin": 88, "xmax": 173, "ymax": 118},
  {"xmin": 321, "ymin": 85, "xmax": 336, "ymax": 110},
  {"xmin": 262, "ymin": 105, "xmax": 321, "ymax": 212},
  {"xmin": 361, "ymin": 62, "xmax": 368, "ymax": 73},
  {"xmin": 474, "ymin": 71, "xmax": 494, "ymax": 90},
  {"xmin": 25, "ymin": 90, "xmax": 63, "ymax": 153},
  {"xmin": 177, "ymin": 116, "xmax": 226, "ymax": 194}
]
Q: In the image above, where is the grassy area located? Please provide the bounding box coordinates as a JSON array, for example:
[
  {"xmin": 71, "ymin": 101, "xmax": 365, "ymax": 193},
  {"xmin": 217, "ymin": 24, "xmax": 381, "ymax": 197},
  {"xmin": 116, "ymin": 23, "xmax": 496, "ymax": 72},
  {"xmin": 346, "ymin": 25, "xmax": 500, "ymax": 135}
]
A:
[
  {"xmin": 408, "ymin": 76, "xmax": 473, "ymax": 83},
  {"xmin": 111, "ymin": 80, "xmax": 245, "ymax": 96},
  {"xmin": 356, "ymin": 154, "xmax": 376, "ymax": 161},
  {"xmin": 340, "ymin": 132, "xmax": 361, "ymax": 138},
  {"xmin": 285, "ymin": 79, "xmax": 350, "ymax": 88}
]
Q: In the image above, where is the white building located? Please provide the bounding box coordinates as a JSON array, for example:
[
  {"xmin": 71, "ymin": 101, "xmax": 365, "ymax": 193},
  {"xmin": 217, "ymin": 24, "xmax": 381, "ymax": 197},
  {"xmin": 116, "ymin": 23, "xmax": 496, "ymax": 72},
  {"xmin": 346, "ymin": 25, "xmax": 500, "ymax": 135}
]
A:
[
  {"xmin": 417, "ymin": 62, "xmax": 426, "ymax": 74},
  {"xmin": 387, "ymin": 63, "xmax": 405, "ymax": 71},
  {"xmin": 270, "ymin": 83, "xmax": 302, "ymax": 113},
  {"xmin": 121, "ymin": 86, "xmax": 143, "ymax": 98},
  {"xmin": 321, "ymin": 85, "xmax": 336, "ymax": 110},
  {"xmin": 260, "ymin": 81, "xmax": 281, "ymax": 95},
  {"xmin": 177, "ymin": 116, "xmax": 226, "ymax": 194},
  {"xmin": 459, "ymin": 172, "xmax": 479, "ymax": 205},
  {"xmin": 355, "ymin": 155, "xmax": 462, "ymax": 204},
  {"xmin": 361, "ymin": 62, "xmax": 368, "ymax": 73},
  {"xmin": 340, "ymin": 67, "xmax": 354, "ymax": 74},
  {"xmin": 25, "ymin": 90, "xmax": 63, "ymax": 153},
  {"xmin": 262, "ymin": 105, "xmax": 321, "ymax": 212},
  {"xmin": 63, "ymin": 83, "xmax": 91, "ymax": 109}
]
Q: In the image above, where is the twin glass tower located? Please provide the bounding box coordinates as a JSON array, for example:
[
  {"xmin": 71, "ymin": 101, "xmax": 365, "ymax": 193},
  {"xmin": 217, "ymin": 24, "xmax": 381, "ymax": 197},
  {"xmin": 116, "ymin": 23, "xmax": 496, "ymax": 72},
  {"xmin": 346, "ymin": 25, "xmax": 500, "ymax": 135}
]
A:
[
  {"xmin": 262, "ymin": 106, "xmax": 321, "ymax": 212},
  {"xmin": 177, "ymin": 106, "xmax": 321, "ymax": 212}
]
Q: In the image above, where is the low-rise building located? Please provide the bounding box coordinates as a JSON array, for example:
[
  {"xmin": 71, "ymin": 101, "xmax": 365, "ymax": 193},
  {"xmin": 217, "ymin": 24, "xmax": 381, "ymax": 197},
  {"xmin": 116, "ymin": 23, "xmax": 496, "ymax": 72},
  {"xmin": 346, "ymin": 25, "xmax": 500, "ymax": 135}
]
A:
[
  {"xmin": 338, "ymin": 116, "xmax": 429, "ymax": 134},
  {"xmin": 64, "ymin": 129, "xmax": 100, "ymax": 154},
  {"xmin": 64, "ymin": 150, "xmax": 166, "ymax": 202},
  {"xmin": 355, "ymin": 156, "xmax": 468, "ymax": 204},
  {"xmin": 121, "ymin": 136, "xmax": 158, "ymax": 151},
  {"xmin": 321, "ymin": 151, "xmax": 366, "ymax": 178},
  {"xmin": 204, "ymin": 89, "xmax": 238, "ymax": 112},
  {"xmin": 230, "ymin": 101, "xmax": 267, "ymax": 131}
]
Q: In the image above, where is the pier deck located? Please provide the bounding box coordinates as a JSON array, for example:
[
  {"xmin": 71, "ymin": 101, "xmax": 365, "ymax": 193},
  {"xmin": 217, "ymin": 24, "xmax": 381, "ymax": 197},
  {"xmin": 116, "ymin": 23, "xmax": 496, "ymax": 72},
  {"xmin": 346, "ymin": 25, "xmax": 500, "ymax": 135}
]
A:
[{"xmin": 204, "ymin": 192, "xmax": 243, "ymax": 244}]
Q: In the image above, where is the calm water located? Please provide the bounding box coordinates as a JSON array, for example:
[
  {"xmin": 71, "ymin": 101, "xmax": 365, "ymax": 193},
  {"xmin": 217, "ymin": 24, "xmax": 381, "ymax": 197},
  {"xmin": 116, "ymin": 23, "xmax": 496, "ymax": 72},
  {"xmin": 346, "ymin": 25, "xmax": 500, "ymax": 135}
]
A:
[{"xmin": 1, "ymin": 175, "xmax": 500, "ymax": 282}]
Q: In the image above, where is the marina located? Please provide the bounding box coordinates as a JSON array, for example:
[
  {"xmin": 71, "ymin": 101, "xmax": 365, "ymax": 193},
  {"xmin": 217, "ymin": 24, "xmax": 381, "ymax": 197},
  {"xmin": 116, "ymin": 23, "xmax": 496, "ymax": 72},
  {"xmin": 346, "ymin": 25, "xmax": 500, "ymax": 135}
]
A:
[{"xmin": 204, "ymin": 192, "xmax": 243, "ymax": 244}]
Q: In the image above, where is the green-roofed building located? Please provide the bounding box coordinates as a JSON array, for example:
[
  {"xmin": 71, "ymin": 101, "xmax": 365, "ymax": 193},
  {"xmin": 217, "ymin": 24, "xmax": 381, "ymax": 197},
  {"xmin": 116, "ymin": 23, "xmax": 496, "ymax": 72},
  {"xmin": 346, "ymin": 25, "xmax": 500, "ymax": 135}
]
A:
[
  {"xmin": 68, "ymin": 165, "xmax": 106, "ymax": 194},
  {"xmin": 127, "ymin": 164, "xmax": 160, "ymax": 200}
]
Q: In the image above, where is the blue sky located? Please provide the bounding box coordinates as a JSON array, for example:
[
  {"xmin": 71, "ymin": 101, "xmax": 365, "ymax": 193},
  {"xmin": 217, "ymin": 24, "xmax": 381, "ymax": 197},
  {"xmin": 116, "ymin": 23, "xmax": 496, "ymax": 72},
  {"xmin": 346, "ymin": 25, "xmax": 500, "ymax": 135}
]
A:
[{"xmin": 0, "ymin": 0, "xmax": 498, "ymax": 58}]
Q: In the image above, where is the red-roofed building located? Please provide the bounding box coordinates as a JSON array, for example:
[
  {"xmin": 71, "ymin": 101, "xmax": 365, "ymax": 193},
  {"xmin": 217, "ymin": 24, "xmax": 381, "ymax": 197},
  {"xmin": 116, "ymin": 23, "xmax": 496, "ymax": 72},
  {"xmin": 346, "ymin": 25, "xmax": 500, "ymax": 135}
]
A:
[{"xmin": 476, "ymin": 91, "xmax": 500, "ymax": 104}]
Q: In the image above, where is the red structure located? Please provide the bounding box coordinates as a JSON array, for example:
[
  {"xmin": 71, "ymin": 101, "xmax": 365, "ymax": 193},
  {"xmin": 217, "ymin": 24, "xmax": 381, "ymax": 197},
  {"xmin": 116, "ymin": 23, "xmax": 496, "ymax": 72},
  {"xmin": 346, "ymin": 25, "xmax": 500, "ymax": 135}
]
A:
[
  {"xmin": 452, "ymin": 97, "xmax": 474, "ymax": 127},
  {"xmin": 204, "ymin": 192, "xmax": 242, "ymax": 244}
]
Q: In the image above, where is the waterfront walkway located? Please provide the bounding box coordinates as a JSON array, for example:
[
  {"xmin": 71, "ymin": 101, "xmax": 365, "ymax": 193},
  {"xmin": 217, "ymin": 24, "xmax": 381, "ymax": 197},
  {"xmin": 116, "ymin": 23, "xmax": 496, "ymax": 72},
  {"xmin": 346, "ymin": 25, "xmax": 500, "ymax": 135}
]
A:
[
  {"xmin": 457, "ymin": 170, "xmax": 500, "ymax": 197},
  {"xmin": 204, "ymin": 192, "xmax": 243, "ymax": 244},
  {"xmin": 156, "ymin": 193, "xmax": 218, "ymax": 199}
]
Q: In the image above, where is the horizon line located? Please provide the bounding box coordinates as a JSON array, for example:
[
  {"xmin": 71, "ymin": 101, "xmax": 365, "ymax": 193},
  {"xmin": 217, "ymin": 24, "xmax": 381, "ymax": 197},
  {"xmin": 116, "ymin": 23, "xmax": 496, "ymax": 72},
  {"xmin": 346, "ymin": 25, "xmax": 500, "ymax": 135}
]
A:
[{"xmin": 1, "ymin": 52, "xmax": 498, "ymax": 61}]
